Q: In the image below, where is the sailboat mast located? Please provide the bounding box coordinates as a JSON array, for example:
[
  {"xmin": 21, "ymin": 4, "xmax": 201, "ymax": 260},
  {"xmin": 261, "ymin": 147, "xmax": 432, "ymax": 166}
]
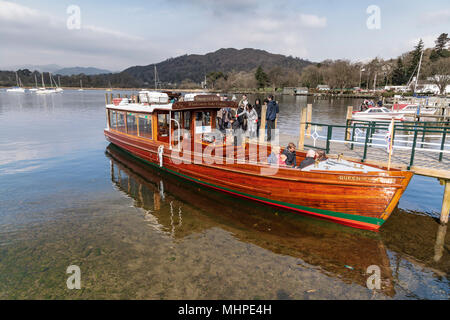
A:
[
  {"xmin": 154, "ymin": 65, "xmax": 157, "ymax": 90},
  {"xmin": 41, "ymin": 73, "xmax": 45, "ymax": 88},
  {"xmin": 15, "ymin": 72, "xmax": 19, "ymax": 87},
  {"xmin": 35, "ymin": 74, "xmax": 38, "ymax": 88},
  {"xmin": 414, "ymin": 50, "xmax": 424, "ymax": 95}
]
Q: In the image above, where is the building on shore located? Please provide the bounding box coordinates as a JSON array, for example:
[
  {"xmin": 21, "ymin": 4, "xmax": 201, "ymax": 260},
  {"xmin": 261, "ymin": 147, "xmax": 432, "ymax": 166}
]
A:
[
  {"xmin": 282, "ymin": 87, "xmax": 309, "ymax": 95},
  {"xmin": 317, "ymin": 84, "xmax": 330, "ymax": 91}
]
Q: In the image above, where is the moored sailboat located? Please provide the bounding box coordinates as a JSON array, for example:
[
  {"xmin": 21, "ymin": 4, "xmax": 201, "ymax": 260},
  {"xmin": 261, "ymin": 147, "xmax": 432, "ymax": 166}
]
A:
[{"xmin": 6, "ymin": 72, "xmax": 26, "ymax": 93}]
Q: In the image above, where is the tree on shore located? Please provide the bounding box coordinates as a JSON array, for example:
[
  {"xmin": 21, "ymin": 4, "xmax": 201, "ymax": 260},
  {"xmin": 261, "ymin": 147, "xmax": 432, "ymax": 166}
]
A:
[
  {"xmin": 300, "ymin": 65, "xmax": 322, "ymax": 88},
  {"xmin": 321, "ymin": 60, "xmax": 358, "ymax": 93},
  {"xmin": 406, "ymin": 39, "xmax": 424, "ymax": 80},
  {"xmin": 392, "ymin": 58, "xmax": 406, "ymax": 85},
  {"xmin": 425, "ymin": 57, "xmax": 450, "ymax": 95},
  {"xmin": 430, "ymin": 33, "xmax": 450, "ymax": 61},
  {"xmin": 254, "ymin": 66, "xmax": 269, "ymax": 88}
]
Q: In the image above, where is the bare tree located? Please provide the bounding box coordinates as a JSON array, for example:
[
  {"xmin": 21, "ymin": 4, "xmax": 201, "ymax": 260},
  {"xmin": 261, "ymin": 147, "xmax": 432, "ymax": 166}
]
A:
[
  {"xmin": 426, "ymin": 57, "xmax": 450, "ymax": 95},
  {"xmin": 321, "ymin": 60, "xmax": 359, "ymax": 93}
]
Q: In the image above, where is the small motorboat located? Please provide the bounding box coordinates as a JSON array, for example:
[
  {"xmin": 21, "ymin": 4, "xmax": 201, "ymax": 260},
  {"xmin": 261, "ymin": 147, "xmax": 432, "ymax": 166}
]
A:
[
  {"xmin": 352, "ymin": 107, "xmax": 405, "ymax": 121},
  {"xmin": 391, "ymin": 103, "xmax": 437, "ymax": 115},
  {"xmin": 6, "ymin": 87, "xmax": 25, "ymax": 93}
]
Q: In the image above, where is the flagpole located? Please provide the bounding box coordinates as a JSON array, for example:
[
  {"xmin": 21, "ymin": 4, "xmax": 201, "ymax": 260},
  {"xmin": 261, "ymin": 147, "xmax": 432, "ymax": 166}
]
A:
[{"xmin": 387, "ymin": 118, "xmax": 395, "ymax": 170}]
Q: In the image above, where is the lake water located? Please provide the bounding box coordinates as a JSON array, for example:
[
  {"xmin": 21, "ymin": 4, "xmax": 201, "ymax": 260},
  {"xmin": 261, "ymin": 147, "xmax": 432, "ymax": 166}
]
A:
[{"xmin": 0, "ymin": 90, "xmax": 448, "ymax": 299}]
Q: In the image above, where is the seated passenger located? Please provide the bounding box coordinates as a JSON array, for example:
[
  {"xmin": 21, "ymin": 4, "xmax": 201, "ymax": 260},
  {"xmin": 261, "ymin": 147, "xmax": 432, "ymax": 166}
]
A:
[
  {"xmin": 298, "ymin": 149, "xmax": 316, "ymax": 169},
  {"xmin": 267, "ymin": 146, "xmax": 281, "ymax": 165},
  {"xmin": 279, "ymin": 154, "xmax": 287, "ymax": 166},
  {"xmin": 282, "ymin": 142, "xmax": 297, "ymax": 167},
  {"xmin": 316, "ymin": 150, "xmax": 327, "ymax": 162}
]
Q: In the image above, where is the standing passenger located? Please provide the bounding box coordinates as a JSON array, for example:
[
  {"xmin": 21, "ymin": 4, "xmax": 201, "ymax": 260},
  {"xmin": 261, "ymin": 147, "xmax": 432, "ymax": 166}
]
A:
[
  {"xmin": 266, "ymin": 95, "xmax": 279, "ymax": 141},
  {"xmin": 254, "ymin": 99, "xmax": 262, "ymax": 138}
]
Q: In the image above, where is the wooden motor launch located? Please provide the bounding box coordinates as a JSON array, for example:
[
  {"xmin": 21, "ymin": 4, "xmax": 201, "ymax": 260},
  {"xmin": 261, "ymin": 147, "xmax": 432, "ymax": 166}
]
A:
[{"xmin": 104, "ymin": 92, "xmax": 413, "ymax": 231}]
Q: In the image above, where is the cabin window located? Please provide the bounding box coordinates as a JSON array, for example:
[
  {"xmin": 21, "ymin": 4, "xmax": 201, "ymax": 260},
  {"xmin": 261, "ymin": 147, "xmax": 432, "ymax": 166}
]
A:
[
  {"xmin": 172, "ymin": 111, "xmax": 182, "ymax": 145},
  {"xmin": 183, "ymin": 111, "xmax": 191, "ymax": 130},
  {"xmin": 117, "ymin": 112, "xmax": 126, "ymax": 132},
  {"xmin": 195, "ymin": 111, "xmax": 211, "ymax": 134},
  {"xmin": 138, "ymin": 115, "xmax": 152, "ymax": 139},
  {"xmin": 109, "ymin": 110, "xmax": 117, "ymax": 129},
  {"xmin": 127, "ymin": 113, "xmax": 137, "ymax": 135},
  {"xmin": 158, "ymin": 113, "xmax": 169, "ymax": 137}
]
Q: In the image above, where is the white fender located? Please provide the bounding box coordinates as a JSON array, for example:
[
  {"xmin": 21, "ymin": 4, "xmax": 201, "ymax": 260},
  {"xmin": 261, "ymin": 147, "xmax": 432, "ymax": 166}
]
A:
[{"xmin": 158, "ymin": 145, "xmax": 164, "ymax": 167}]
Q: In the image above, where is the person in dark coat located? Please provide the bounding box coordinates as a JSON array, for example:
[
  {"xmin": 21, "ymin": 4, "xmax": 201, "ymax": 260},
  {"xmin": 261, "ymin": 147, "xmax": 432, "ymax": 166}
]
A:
[
  {"xmin": 254, "ymin": 99, "xmax": 262, "ymax": 137},
  {"xmin": 282, "ymin": 142, "xmax": 297, "ymax": 167},
  {"xmin": 266, "ymin": 95, "xmax": 279, "ymax": 141},
  {"xmin": 299, "ymin": 149, "xmax": 316, "ymax": 169}
]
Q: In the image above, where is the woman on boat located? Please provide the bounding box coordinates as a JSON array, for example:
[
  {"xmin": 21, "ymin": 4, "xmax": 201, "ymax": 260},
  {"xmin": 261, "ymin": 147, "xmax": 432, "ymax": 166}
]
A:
[
  {"xmin": 237, "ymin": 104, "xmax": 258, "ymax": 138},
  {"xmin": 254, "ymin": 99, "xmax": 262, "ymax": 137},
  {"xmin": 267, "ymin": 145, "xmax": 281, "ymax": 165}
]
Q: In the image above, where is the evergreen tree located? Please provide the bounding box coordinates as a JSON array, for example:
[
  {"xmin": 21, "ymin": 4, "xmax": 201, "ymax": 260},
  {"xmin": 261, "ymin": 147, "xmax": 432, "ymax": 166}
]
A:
[
  {"xmin": 406, "ymin": 39, "xmax": 424, "ymax": 80},
  {"xmin": 435, "ymin": 33, "xmax": 449, "ymax": 53},
  {"xmin": 255, "ymin": 66, "xmax": 269, "ymax": 88},
  {"xmin": 392, "ymin": 58, "xmax": 406, "ymax": 85}
]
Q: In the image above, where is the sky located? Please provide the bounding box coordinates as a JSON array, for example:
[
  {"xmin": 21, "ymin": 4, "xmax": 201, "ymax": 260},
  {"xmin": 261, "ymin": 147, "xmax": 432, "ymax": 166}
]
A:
[{"xmin": 0, "ymin": 0, "xmax": 449, "ymax": 71}]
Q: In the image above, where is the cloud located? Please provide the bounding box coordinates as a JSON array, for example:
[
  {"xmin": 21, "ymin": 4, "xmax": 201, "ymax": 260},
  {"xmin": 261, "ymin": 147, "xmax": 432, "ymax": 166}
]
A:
[
  {"xmin": 299, "ymin": 14, "xmax": 327, "ymax": 28},
  {"xmin": 0, "ymin": 1, "xmax": 163, "ymax": 70},
  {"xmin": 420, "ymin": 9, "xmax": 450, "ymax": 25}
]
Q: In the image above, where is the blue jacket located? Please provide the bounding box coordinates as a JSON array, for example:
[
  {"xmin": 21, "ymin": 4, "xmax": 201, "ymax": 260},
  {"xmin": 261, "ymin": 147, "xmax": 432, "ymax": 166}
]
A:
[{"xmin": 266, "ymin": 100, "xmax": 279, "ymax": 121}]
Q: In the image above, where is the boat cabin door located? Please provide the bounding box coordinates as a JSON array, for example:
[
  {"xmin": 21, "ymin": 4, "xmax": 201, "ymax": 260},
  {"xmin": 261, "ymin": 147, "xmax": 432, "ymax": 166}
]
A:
[{"xmin": 156, "ymin": 111, "xmax": 169, "ymax": 143}]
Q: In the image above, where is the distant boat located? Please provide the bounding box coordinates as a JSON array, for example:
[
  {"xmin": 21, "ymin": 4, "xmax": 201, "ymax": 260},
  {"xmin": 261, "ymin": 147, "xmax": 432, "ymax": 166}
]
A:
[
  {"xmin": 352, "ymin": 107, "xmax": 405, "ymax": 122},
  {"xmin": 54, "ymin": 75, "xmax": 63, "ymax": 93},
  {"xmin": 36, "ymin": 73, "xmax": 56, "ymax": 94},
  {"xmin": 78, "ymin": 79, "xmax": 84, "ymax": 91},
  {"xmin": 6, "ymin": 72, "xmax": 25, "ymax": 93},
  {"xmin": 29, "ymin": 74, "xmax": 39, "ymax": 92}
]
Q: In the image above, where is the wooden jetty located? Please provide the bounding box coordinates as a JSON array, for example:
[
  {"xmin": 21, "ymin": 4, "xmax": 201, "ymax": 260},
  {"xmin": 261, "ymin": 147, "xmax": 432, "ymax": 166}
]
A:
[{"xmin": 281, "ymin": 104, "xmax": 450, "ymax": 226}]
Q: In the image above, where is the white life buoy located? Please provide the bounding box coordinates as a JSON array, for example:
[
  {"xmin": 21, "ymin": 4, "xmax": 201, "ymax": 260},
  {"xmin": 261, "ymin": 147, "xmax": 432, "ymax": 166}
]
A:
[{"xmin": 158, "ymin": 145, "xmax": 164, "ymax": 167}]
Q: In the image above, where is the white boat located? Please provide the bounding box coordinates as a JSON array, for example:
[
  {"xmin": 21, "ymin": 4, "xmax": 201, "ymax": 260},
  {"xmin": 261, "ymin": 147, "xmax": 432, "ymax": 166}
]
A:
[
  {"xmin": 6, "ymin": 87, "xmax": 25, "ymax": 93},
  {"xmin": 391, "ymin": 103, "xmax": 437, "ymax": 115},
  {"xmin": 78, "ymin": 80, "xmax": 84, "ymax": 91},
  {"xmin": 36, "ymin": 73, "xmax": 56, "ymax": 94},
  {"xmin": 352, "ymin": 107, "xmax": 405, "ymax": 121},
  {"xmin": 52, "ymin": 75, "xmax": 63, "ymax": 93},
  {"xmin": 29, "ymin": 74, "xmax": 39, "ymax": 92},
  {"xmin": 6, "ymin": 72, "xmax": 25, "ymax": 93}
]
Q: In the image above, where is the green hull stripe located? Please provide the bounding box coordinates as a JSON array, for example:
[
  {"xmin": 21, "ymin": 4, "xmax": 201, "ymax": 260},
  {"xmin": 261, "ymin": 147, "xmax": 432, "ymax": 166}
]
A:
[{"xmin": 113, "ymin": 144, "xmax": 385, "ymax": 226}]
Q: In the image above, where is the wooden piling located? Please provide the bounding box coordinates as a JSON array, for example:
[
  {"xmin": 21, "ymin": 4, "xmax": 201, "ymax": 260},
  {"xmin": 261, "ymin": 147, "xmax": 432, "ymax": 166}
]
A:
[
  {"xmin": 345, "ymin": 106, "xmax": 353, "ymax": 140},
  {"xmin": 105, "ymin": 93, "xmax": 108, "ymax": 105},
  {"xmin": 259, "ymin": 104, "xmax": 267, "ymax": 144},
  {"xmin": 298, "ymin": 107, "xmax": 307, "ymax": 151},
  {"xmin": 434, "ymin": 223, "xmax": 447, "ymax": 262},
  {"xmin": 306, "ymin": 104, "xmax": 312, "ymax": 136},
  {"xmin": 110, "ymin": 93, "xmax": 113, "ymax": 103},
  {"xmin": 440, "ymin": 179, "xmax": 450, "ymax": 224}
]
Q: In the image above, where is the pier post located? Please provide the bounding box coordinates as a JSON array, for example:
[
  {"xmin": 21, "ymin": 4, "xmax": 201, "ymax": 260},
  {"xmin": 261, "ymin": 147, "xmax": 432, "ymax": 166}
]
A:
[
  {"xmin": 105, "ymin": 93, "xmax": 109, "ymax": 105},
  {"xmin": 440, "ymin": 179, "xmax": 450, "ymax": 224},
  {"xmin": 434, "ymin": 223, "xmax": 447, "ymax": 262},
  {"xmin": 306, "ymin": 104, "xmax": 312, "ymax": 136},
  {"xmin": 298, "ymin": 107, "xmax": 307, "ymax": 151},
  {"xmin": 345, "ymin": 106, "xmax": 353, "ymax": 141},
  {"xmin": 259, "ymin": 104, "xmax": 267, "ymax": 144}
]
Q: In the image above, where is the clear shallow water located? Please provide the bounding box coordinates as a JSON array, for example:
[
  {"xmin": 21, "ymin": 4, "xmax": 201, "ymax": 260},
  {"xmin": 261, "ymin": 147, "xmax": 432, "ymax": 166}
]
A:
[{"xmin": 0, "ymin": 90, "xmax": 448, "ymax": 299}]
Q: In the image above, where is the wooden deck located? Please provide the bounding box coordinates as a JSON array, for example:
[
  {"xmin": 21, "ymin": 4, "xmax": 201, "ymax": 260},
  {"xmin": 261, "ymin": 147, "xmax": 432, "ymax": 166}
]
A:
[{"xmin": 278, "ymin": 133, "xmax": 450, "ymax": 180}]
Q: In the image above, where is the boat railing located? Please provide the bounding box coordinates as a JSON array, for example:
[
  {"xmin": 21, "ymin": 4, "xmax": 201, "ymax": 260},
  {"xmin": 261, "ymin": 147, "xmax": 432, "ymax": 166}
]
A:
[{"xmin": 302, "ymin": 119, "xmax": 449, "ymax": 168}]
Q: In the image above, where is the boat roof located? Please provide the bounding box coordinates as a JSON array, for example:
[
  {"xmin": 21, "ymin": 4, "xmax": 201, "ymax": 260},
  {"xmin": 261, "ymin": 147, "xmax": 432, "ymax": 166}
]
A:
[{"xmin": 106, "ymin": 95, "xmax": 237, "ymax": 113}]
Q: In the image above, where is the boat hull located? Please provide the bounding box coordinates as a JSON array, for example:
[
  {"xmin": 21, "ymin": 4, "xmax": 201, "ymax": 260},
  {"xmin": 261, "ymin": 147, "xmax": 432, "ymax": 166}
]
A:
[{"xmin": 104, "ymin": 129, "xmax": 413, "ymax": 231}]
